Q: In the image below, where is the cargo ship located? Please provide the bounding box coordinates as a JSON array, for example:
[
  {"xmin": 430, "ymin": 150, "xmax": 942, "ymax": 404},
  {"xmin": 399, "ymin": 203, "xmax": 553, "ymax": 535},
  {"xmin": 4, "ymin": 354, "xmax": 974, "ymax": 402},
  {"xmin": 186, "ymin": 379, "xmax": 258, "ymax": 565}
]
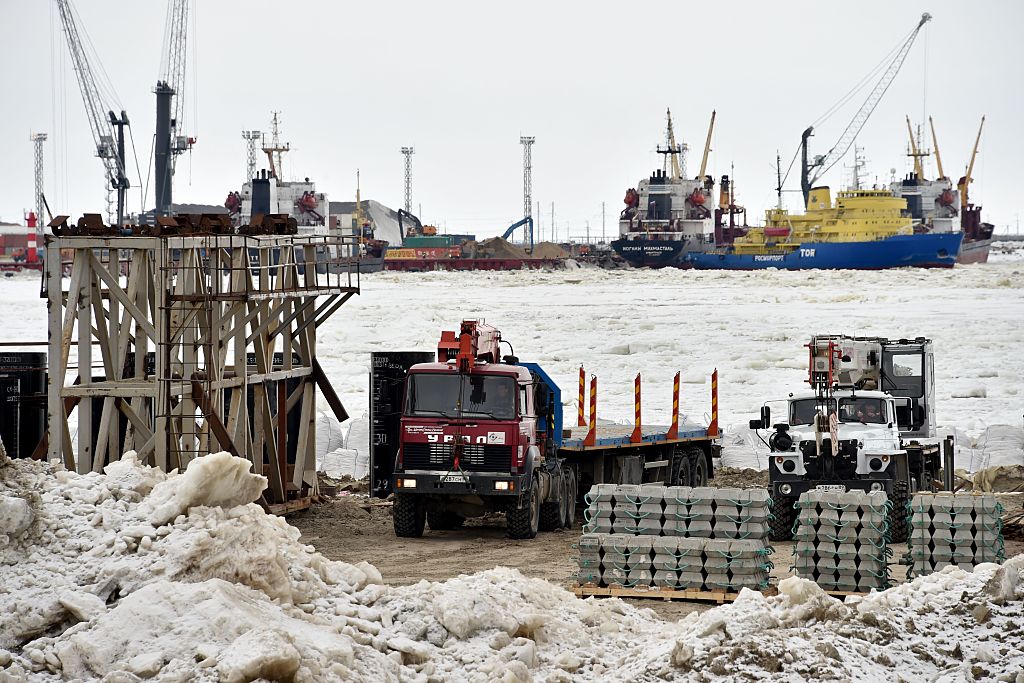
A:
[
  {"xmin": 688, "ymin": 187, "xmax": 963, "ymax": 270},
  {"xmin": 611, "ymin": 110, "xmax": 746, "ymax": 268},
  {"xmin": 891, "ymin": 116, "xmax": 992, "ymax": 264}
]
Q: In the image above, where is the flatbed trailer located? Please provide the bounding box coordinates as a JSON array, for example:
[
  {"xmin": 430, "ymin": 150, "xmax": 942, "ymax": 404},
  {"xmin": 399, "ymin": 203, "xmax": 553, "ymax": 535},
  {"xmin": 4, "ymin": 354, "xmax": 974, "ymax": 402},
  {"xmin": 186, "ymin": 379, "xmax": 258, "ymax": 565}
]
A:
[{"xmin": 383, "ymin": 257, "xmax": 565, "ymax": 272}]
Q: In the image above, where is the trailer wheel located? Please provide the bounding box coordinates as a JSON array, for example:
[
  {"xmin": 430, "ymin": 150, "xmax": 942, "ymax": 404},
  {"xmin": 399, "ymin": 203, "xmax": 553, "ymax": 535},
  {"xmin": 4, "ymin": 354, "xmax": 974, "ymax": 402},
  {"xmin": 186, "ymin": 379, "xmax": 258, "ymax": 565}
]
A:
[
  {"xmin": 769, "ymin": 495, "xmax": 796, "ymax": 542},
  {"xmin": 539, "ymin": 473, "xmax": 565, "ymax": 532},
  {"xmin": 393, "ymin": 493, "xmax": 425, "ymax": 538},
  {"xmin": 427, "ymin": 510, "xmax": 464, "ymax": 531},
  {"xmin": 888, "ymin": 479, "xmax": 910, "ymax": 544},
  {"xmin": 508, "ymin": 475, "xmax": 540, "ymax": 539},
  {"xmin": 687, "ymin": 446, "xmax": 708, "ymax": 486}
]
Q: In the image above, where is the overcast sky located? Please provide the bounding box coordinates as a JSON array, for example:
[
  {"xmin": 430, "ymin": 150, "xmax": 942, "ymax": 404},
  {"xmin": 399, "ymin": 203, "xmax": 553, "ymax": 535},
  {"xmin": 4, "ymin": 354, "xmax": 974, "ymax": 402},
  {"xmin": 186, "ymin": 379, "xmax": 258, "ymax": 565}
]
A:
[{"xmin": 2, "ymin": 0, "xmax": 1021, "ymax": 237}]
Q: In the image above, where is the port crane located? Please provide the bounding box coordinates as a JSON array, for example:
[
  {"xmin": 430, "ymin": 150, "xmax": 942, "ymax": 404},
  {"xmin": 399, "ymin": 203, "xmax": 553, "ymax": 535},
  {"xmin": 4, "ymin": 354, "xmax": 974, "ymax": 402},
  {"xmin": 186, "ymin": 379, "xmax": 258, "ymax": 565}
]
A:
[
  {"xmin": 958, "ymin": 116, "xmax": 985, "ymax": 210},
  {"xmin": 54, "ymin": 0, "xmax": 131, "ymax": 225},
  {"xmin": 800, "ymin": 12, "xmax": 932, "ymax": 205},
  {"xmin": 155, "ymin": 0, "xmax": 195, "ymax": 217},
  {"xmin": 928, "ymin": 116, "xmax": 947, "ymax": 181}
]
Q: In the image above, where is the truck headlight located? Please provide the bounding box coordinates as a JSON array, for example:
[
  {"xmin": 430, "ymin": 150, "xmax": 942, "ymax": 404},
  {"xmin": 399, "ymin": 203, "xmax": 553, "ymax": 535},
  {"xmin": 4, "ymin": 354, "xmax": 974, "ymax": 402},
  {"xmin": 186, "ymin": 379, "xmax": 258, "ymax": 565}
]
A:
[
  {"xmin": 494, "ymin": 481, "xmax": 511, "ymax": 491},
  {"xmin": 399, "ymin": 478, "xmax": 417, "ymax": 489}
]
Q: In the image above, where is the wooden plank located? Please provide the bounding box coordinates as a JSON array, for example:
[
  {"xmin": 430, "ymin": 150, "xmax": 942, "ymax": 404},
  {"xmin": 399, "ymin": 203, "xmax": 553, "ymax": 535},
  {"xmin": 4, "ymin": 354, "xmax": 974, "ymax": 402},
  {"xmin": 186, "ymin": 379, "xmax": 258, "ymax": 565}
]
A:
[
  {"xmin": 87, "ymin": 251, "xmax": 158, "ymax": 341},
  {"xmin": 312, "ymin": 357, "xmax": 349, "ymax": 423},
  {"xmin": 572, "ymin": 584, "xmax": 739, "ymax": 604}
]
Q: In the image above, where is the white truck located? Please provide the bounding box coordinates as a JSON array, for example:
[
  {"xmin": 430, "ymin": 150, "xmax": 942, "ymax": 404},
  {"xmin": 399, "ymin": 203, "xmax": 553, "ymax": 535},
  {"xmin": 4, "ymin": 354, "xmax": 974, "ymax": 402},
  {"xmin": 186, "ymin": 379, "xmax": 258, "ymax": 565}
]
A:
[{"xmin": 750, "ymin": 335, "xmax": 942, "ymax": 542}]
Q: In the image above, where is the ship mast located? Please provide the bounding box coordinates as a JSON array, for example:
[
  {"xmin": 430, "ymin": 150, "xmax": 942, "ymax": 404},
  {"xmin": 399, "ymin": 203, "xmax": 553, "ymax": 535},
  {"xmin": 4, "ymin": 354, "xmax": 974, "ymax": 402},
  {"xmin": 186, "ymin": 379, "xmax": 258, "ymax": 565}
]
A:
[
  {"xmin": 657, "ymin": 108, "xmax": 685, "ymax": 180},
  {"xmin": 929, "ymin": 116, "xmax": 947, "ymax": 181},
  {"xmin": 905, "ymin": 115, "xmax": 929, "ymax": 179}
]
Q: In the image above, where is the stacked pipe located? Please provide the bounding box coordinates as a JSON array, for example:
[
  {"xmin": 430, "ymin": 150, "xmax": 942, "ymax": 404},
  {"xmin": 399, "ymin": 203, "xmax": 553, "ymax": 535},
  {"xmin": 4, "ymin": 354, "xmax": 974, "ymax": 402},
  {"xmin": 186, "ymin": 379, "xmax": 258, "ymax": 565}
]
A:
[
  {"xmin": 791, "ymin": 490, "xmax": 891, "ymax": 592},
  {"xmin": 907, "ymin": 493, "xmax": 1005, "ymax": 577},
  {"xmin": 577, "ymin": 483, "xmax": 773, "ymax": 591}
]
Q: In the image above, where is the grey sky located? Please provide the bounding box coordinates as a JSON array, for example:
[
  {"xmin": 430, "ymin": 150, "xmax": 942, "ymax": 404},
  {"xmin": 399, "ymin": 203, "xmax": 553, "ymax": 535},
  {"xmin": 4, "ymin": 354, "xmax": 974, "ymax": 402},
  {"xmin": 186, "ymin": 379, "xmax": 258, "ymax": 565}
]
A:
[{"xmin": 2, "ymin": 0, "xmax": 1021, "ymax": 237}]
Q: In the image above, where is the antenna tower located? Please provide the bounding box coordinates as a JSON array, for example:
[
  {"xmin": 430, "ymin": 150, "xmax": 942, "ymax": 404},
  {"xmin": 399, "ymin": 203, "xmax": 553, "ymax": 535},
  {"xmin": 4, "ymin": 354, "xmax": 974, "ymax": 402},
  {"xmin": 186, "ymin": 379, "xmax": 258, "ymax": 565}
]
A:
[
  {"xmin": 520, "ymin": 136, "xmax": 534, "ymax": 222},
  {"xmin": 242, "ymin": 130, "xmax": 261, "ymax": 180},
  {"xmin": 401, "ymin": 146, "xmax": 415, "ymax": 213},
  {"xmin": 31, "ymin": 133, "xmax": 48, "ymax": 224}
]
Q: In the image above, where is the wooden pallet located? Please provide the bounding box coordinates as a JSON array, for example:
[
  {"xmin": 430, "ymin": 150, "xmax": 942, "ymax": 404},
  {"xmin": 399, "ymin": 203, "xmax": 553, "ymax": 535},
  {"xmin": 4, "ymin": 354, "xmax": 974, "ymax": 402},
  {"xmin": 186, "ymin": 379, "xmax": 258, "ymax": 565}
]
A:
[
  {"xmin": 573, "ymin": 584, "xmax": 868, "ymax": 603},
  {"xmin": 573, "ymin": 584, "xmax": 742, "ymax": 604}
]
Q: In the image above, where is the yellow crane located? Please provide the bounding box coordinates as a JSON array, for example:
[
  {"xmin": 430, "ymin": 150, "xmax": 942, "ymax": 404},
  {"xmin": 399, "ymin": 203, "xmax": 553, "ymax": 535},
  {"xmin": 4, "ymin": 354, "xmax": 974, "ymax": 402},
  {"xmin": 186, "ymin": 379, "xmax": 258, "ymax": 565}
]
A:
[
  {"xmin": 958, "ymin": 116, "xmax": 986, "ymax": 209},
  {"xmin": 698, "ymin": 110, "xmax": 716, "ymax": 179},
  {"xmin": 905, "ymin": 115, "xmax": 927, "ymax": 179},
  {"xmin": 928, "ymin": 116, "xmax": 946, "ymax": 180}
]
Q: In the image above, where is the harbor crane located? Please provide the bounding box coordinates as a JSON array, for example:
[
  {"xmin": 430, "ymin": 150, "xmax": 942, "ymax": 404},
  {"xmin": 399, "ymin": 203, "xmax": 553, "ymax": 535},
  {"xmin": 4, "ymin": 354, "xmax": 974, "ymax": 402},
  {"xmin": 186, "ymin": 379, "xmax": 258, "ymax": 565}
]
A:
[
  {"xmin": 155, "ymin": 0, "xmax": 195, "ymax": 217},
  {"xmin": 54, "ymin": 0, "xmax": 131, "ymax": 225},
  {"xmin": 800, "ymin": 13, "xmax": 932, "ymax": 205},
  {"xmin": 958, "ymin": 116, "xmax": 985, "ymax": 210},
  {"xmin": 928, "ymin": 116, "xmax": 947, "ymax": 181}
]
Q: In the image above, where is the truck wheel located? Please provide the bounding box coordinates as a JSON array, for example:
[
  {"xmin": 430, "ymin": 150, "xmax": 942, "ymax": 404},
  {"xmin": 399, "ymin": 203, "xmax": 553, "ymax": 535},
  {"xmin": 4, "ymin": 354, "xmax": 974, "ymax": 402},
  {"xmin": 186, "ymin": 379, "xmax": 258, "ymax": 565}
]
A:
[
  {"xmin": 507, "ymin": 476, "xmax": 540, "ymax": 539},
  {"xmin": 427, "ymin": 510, "xmax": 464, "ymax": 531},
  {"xmin": 888, "ymin": 479, "xmax": 910, "ymax": 544},
  {"xmin": 563, "ymin": 468, "xmax": 577, "ymax": 529},
  {"xmin": 687, "ymin": 446, "xmax": 708, "ymax": 486},
  {"xmin": 769, "ymin": 495, "xmax": 796, "ymax": 542},
  {"xmin": 393, "ymin": 493, "xmax": 425, "ymax": 538},
  {"xmin": 539, "ymin": 474, "xmax": 565, "ymax": 531}
]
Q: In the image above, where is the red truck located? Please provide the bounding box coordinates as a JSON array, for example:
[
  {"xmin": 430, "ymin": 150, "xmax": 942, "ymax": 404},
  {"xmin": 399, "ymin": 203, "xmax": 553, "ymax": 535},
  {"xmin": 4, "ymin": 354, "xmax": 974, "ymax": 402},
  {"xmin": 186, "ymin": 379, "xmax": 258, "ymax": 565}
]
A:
[{"xmin": 370, "ymin": 320, "xmax": 722, "ymax": 539}]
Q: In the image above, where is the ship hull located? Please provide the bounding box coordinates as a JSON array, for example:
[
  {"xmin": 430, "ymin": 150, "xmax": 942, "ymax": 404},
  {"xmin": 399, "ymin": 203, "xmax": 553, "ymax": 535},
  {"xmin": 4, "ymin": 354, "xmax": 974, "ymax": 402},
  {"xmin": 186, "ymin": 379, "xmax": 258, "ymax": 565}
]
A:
[
  {"xmin": 956, "ymin": 237, "xmax": 991, "ymax": 265},
  {"xmin": 687, "ymin": 232, "xmax": 964, "ymax": 270},
  {"xmin": 610, "ymin": 238, "xmax": 687, "ymax": 268}
]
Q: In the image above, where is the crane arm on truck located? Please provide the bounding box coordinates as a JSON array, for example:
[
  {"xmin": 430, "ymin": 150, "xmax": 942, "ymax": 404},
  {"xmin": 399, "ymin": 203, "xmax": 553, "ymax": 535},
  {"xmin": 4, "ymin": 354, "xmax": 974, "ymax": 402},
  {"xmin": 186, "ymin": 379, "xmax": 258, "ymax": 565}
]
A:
[{"xmin": 437, "ymin": 320, "xmax": 503, "ymax": 371}]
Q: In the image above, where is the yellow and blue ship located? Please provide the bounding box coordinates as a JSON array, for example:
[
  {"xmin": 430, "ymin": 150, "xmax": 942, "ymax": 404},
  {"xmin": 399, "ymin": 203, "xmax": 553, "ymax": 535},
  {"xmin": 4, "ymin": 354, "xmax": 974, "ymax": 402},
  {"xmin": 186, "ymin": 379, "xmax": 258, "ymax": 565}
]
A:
[{"xmin": 687, "ymin": 186, "xmax": 962, "ymax": 270}]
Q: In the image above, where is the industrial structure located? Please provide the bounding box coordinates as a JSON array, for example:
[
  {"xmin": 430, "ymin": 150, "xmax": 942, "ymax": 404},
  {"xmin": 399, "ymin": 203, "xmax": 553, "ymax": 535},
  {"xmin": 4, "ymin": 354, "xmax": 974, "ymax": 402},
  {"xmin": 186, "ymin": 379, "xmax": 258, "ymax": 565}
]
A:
[
  {"xmin": 401, "ymin": 147, "xmax": 415, "ymax": 214},
  {"xmin": 154, "ymin": 0, "xmax": 195, "ymax": 217},
  {"xmin": 520, "ymin": 136, "xmax": 535, "ymax": 245},
  {"xmin": 54, "ymin": 0, "xmax": 131, "ymax": 225},
  {"xmin": 242, "ymin": 130, "xmax": 262, "ymax": 181},
  {"xmin": 30, "ymin": 133, "xmax": 47, "ymax": 227},
  {"xmin": 44, "ymin": 214, "xmax": 360, "ymax": 512}
]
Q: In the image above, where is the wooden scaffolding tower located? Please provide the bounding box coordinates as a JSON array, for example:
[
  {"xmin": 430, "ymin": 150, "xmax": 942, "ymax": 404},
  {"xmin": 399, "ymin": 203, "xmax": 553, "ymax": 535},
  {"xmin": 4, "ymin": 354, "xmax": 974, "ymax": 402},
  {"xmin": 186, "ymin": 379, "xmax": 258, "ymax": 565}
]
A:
[{"xmin": 45, "ymin": 221, "xmax": 359, "ymax": 511}]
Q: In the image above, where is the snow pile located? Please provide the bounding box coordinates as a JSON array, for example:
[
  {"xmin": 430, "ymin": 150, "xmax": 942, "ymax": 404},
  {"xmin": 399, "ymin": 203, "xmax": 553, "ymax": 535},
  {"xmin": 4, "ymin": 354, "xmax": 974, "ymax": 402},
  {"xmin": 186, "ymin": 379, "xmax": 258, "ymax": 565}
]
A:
[{"xmin": 2, "ymin": 452, "xmax": 1024, "ymax": 681}]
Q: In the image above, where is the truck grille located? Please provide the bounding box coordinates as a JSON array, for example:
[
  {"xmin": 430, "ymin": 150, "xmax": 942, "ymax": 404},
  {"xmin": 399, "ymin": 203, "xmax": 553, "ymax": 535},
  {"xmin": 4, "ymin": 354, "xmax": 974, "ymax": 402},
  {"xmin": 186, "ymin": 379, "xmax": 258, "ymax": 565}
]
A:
[{"xmin": 402, "ymin": 443, "xmax": 513, "ymax": 473}]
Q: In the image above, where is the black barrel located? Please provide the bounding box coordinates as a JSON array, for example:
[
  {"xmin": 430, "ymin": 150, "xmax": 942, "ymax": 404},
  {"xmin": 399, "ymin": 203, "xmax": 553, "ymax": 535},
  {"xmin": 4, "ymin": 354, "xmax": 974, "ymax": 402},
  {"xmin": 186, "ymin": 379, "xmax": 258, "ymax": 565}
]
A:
[{"xmin": 0, "ymin": 352, "xmax": 47, "ymax": 458}]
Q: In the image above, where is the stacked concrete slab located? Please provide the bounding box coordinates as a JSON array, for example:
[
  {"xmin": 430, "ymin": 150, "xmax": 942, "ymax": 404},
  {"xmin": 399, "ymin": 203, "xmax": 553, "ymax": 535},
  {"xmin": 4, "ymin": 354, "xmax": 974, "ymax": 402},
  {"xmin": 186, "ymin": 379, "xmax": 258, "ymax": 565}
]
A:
[
  {"xmin": 578, "ymin": 484, "xmax": 773, "ymax": 591},
  {"xmin": 907, "ymin": 493, "xmax": 1005, "ymax": 577},
  {"xmin": 792, "ymin": 490, "xmax": 891, "ymax": 592}
]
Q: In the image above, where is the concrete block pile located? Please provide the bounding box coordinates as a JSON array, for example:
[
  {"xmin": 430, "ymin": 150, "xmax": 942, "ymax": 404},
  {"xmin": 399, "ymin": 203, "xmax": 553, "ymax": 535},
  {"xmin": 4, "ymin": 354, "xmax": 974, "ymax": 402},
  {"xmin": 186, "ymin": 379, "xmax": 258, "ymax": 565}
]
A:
[
  {"xmin": 907, "ymin": 493, "xmax": 1005, "ymax": 577},
  {"xmin": 791, "ymin": 489, "xmax": 891, "ymax": 592},
  {"xmin": 576, "ymin": 483, "xmax": 773, "ymax": 591}
]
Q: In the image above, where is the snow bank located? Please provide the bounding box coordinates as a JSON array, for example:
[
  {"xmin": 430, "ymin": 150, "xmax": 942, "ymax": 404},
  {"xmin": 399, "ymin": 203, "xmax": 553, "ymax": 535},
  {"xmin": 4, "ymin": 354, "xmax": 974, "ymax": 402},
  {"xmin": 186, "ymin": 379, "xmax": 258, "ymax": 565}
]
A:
[{"xmin": 2, "ymin": 452, "xmax": 1023, "ymax": 681}]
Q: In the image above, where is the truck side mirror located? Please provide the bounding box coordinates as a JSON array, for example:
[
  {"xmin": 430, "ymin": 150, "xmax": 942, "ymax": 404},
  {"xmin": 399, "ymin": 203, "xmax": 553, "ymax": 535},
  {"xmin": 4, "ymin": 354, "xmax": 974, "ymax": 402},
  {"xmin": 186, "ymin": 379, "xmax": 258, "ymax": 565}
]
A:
[
  {"xmin": 760, "ymin": 406, "xmax": 771, "ymax": 428},
  {"xmin": 749, "ymin": 419, "xmax": 763, "ymax": 430}
]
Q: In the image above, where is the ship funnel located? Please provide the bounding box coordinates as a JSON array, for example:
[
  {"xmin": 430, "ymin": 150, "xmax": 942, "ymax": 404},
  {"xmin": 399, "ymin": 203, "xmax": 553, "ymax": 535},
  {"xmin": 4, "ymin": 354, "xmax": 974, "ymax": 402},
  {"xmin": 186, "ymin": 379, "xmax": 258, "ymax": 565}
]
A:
[{"xmin": 806, "ymin": 186, "xmax": 832, "ymax": 211}]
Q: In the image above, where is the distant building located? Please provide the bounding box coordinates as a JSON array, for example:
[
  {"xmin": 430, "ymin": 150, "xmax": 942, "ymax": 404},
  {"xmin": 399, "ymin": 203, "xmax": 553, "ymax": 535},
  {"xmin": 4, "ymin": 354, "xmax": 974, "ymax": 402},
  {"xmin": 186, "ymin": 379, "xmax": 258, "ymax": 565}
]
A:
[{"xmin": 329, "ymin": 199, "xmax": 404, "ymax": 246}]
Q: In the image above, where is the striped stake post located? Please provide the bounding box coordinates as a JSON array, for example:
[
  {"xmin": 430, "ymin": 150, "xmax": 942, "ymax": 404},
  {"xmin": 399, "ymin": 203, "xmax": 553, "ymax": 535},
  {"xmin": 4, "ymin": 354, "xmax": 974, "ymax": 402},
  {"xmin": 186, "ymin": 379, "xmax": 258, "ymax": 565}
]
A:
[
  {"xmin": 583, "ymin": 376, "xmax": 597, "ymax": 447},
  {"xmin": 667, "ymin": 371, "xmax": 680, "ymax": 440},
  {"xmin": 630, "ymin": 373, "xmax": 642, "ymax": 443},
  {"xmin": 708, "ymin": 369, "xmax": 719, "ymax": 437},
  {"xmin": 577, "ymin": 366, "xmax": 586, "ymax": 427}
]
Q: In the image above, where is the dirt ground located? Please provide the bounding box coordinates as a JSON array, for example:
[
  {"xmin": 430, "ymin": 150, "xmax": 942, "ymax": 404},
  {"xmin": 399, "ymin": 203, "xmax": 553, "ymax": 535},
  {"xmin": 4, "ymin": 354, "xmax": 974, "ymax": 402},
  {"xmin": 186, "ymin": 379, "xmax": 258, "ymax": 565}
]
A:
[{"xmin": 289, "ymin": 473, "xmax": 1024, "ymax": 622}]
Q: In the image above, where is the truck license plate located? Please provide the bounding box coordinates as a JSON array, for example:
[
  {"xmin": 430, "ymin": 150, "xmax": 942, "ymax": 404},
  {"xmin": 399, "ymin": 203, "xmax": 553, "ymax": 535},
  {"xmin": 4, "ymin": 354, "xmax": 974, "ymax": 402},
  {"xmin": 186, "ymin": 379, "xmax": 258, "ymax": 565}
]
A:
[
  {"xmin": 441, "ymin": 474, "xmax": 468, "ymax": 483},
  {"xmin": 815, "ymin": 484, "xmax": 846, "ymax": 493}
]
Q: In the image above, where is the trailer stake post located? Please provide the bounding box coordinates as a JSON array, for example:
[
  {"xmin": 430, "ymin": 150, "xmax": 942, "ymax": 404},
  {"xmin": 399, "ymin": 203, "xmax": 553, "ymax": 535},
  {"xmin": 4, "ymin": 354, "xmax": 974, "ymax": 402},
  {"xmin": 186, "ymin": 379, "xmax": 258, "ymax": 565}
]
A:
[
  {"xmin": 667, "ymin": 371, "xmax": 680, "ymax": 440},
  {"xmin": 630, "ymin": 373, "xmax": 642, "ymax": 443},
  {"xmin": 583, "ymin": 376, "xmax": 597, "ymax": 447}
]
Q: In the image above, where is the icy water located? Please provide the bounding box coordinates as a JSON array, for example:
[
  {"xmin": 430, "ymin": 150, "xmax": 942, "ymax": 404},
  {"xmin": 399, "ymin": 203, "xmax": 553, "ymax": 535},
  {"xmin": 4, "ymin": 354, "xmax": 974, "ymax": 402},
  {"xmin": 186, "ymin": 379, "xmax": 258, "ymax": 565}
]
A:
[{"xmin": 2, "ymin": 244, "xmax": 1022, "ymax": 469}]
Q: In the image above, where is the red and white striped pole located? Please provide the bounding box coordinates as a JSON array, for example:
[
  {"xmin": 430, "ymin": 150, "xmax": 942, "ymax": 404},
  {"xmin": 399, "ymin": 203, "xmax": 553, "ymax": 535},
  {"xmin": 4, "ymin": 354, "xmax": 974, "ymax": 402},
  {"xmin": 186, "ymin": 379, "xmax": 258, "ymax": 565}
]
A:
[
  {"xmin": 583, "ymin": 375, "xmax": 597, "ymax": 447},
  {"xmin": 667, "ymin": 371, "xmax": 680, "ymax": 440},
  {"xmin": 577, "ymin": 365, "xmax": 586, "ymax": 427},
  {"xmin": 630, "ymin": 373, "xmax": 642, "ymax": 443},
  {"xmin": 709, "ymin": 369, "xmax": 719, "ymax": 437}
]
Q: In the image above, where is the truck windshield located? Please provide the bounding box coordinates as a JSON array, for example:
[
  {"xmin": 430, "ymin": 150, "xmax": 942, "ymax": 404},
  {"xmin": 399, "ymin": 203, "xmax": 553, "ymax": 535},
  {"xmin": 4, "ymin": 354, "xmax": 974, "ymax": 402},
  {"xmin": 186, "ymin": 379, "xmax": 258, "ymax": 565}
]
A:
[
  {"xmin": 405, "ymin": 373, "xmax": 517, "ymax": 419},
  {"xmin": 839, "ymin": 397, "xmax": 886, "ymax": 424},
  {"xmin": 789, "ymin": 399, "xmax": 835, "ymax": 426}
]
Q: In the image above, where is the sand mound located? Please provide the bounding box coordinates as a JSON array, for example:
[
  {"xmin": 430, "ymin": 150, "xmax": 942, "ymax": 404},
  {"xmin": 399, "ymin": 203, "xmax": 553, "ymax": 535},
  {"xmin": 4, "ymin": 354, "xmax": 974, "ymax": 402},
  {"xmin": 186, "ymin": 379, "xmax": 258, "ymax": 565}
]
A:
[{"xmin": 531, "ymin": 242, "xmax": 569, "ymax": 259}]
